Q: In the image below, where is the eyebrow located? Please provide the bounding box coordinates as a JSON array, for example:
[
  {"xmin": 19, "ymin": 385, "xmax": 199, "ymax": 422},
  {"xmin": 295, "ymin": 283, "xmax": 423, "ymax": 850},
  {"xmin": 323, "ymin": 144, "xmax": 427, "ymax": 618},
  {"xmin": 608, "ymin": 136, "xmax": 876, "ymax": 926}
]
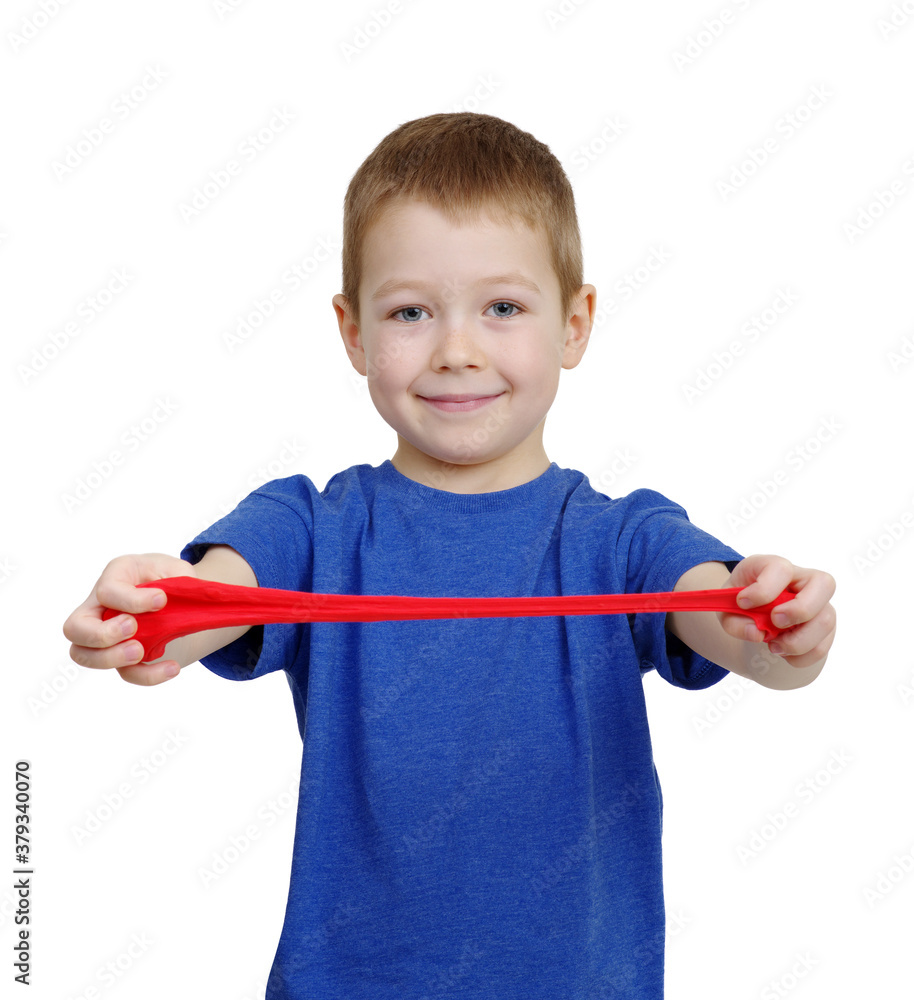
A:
[{"xmin": 370, "ymin": 272, "xmax": 541, "ymax": 301}]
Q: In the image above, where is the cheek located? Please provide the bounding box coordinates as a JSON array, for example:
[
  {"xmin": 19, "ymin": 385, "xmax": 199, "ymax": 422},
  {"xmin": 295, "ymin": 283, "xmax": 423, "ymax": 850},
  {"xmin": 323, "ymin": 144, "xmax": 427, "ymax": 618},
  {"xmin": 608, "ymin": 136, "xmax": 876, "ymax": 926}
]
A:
[
  {"xmin": 511, "ymin": 350, "xmax": 556, "ymax": 386},
  {"xmin": 364, "ymin": 332, "xmax": 417, "ymax": 386}
]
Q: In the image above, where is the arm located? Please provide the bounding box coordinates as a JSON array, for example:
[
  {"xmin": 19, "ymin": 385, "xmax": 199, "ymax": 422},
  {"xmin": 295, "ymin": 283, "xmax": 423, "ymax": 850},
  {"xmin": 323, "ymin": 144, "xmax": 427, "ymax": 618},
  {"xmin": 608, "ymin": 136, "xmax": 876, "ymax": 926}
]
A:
[
  {"xmin": 64, "ymin": 544, "xmax": 258, "ymax": 687},
  {"xmin": 666, "ymin": 556, "xmax": 836, "ymax": 691},
  {"xmin": 160, "ymin": 544, "xmax": 259, "ymax": 669}
]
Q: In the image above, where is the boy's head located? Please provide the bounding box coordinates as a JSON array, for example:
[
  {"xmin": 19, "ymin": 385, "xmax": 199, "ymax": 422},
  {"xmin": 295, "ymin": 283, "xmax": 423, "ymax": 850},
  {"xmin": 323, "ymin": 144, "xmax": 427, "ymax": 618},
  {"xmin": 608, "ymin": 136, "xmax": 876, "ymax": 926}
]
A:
[{"xmin": 333, "ymin": 113, "xmax": 596, "ymax": 492}]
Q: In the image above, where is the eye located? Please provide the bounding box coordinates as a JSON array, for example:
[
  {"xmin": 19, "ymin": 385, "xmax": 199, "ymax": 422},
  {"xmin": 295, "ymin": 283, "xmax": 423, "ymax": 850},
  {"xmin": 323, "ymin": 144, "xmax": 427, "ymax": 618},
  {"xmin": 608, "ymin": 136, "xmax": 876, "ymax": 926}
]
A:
[
  {"xmin": 389, "ymin": 301, "xmax": 523, "ymax": 323},
  {"xmin": 488, "ymin": 301, "xmax": 522, "ymax": 318},
  {"xmin": 391, "ymin": 306, "xmax": 429, "ymax": 323}
]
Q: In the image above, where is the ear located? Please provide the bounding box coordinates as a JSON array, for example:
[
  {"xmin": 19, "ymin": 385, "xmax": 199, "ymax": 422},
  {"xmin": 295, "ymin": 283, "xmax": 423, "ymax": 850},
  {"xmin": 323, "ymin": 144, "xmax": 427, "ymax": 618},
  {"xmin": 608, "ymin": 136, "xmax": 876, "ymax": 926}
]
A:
[
  {"xmin": 333, "ymin": 294, "xmax": 367, "ymax": 376},
  {"xmin": 561, "ymin": 284, "xmax": 597, "ymax": 370}
]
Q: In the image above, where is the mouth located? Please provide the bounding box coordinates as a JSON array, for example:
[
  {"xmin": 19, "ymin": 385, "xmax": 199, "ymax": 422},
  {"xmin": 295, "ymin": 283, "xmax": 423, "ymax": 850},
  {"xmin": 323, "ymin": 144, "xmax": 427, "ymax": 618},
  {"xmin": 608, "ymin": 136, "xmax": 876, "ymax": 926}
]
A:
[{"xmin": 418, "ymin": 392, "xmax": 505, "ymax": 412}]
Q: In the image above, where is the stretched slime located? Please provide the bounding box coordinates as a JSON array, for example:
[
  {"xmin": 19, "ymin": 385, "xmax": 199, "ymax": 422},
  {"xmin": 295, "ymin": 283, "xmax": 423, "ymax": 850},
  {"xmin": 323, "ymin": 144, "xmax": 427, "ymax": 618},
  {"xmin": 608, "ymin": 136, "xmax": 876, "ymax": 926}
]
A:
[{"xmin": 100, "ymin": 576, "xmax": 796, "ymax": 662}]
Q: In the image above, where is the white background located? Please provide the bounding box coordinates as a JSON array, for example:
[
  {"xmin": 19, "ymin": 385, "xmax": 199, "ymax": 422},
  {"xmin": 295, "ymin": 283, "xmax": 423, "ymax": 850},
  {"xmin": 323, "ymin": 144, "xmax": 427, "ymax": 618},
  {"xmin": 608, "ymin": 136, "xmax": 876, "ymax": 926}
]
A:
[{"xmin": 3, "ymin": 0, "xmax": 913, "ymax": 996}]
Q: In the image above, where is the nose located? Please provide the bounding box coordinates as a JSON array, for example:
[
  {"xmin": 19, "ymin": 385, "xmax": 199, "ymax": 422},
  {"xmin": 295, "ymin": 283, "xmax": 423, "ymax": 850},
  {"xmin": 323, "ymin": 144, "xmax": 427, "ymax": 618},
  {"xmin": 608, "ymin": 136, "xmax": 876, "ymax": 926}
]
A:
[{"xmin": 430, "ymin": 325, "xmax": 486, "ymax": 371}]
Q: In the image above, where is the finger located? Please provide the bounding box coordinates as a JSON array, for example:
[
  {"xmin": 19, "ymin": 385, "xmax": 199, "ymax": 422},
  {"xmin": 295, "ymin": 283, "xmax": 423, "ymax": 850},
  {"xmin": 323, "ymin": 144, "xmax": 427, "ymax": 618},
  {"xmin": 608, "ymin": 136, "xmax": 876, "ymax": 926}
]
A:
[
  {"xmin": 768, "ymin": 603, "xmax": 837, "ymax": 658},
  {"xmin": 765, "ymin": 569, "xmax": 837, "ymax": 631},
  {"xmin": 719, "ymin": 611, "xmax": 766, "ymax": 643},
  {"xmin": 63, "ymin": 606, "xmax": 138, "ymax": 649},
  {"xmin": 69, "ymin": 638, "xmax": 149, "ymax": 671},
  {"xmin": 734, "ymin": 554, "xmax": 795, "ymax": 608},
  {"xmin": 64, "ymin": 585, "xmax": 166, "ymax": 650},
  {"xmin": 116, "ymin": 660, "xmax": 181, "ymax": 687},
  {"xmin": 767, "ymin": 629, "xmax": 834, "ymax": 668},
  {"xmin": 95, "ymin": 578, "xmax": 167, "ymax": 617}
]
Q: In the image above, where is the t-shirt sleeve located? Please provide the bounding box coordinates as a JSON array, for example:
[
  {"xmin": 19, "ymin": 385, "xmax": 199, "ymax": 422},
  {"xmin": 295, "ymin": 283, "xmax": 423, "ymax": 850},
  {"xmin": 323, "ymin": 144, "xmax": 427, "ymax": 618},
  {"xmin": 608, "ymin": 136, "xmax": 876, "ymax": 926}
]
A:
[
  {"xmin": 619, "ymin": 488, "xmax": 745, "ymax": 690},
  {"xmin": 179, "ymin": 480, "xmax": 314, "ymax": 682}
]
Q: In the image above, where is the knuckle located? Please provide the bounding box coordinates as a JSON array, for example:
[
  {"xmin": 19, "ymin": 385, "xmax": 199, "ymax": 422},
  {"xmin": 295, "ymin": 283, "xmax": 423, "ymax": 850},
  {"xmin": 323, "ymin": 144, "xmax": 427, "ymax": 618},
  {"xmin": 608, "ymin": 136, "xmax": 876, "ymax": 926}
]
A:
[{"xmin": 95, "ymin": 578, "xmax": 123, "ymax": 610}]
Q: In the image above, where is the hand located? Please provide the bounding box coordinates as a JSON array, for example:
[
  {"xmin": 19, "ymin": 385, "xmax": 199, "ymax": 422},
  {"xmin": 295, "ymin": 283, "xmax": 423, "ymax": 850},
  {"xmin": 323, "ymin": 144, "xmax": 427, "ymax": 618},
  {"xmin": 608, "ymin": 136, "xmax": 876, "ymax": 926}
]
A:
[
  {"xmin": 62, "ymin": 553, "xmax": 197, "ymax": 686},
  {"xmin": 721, "ymin": 554, "xmax": 837, "ymax": 669}
]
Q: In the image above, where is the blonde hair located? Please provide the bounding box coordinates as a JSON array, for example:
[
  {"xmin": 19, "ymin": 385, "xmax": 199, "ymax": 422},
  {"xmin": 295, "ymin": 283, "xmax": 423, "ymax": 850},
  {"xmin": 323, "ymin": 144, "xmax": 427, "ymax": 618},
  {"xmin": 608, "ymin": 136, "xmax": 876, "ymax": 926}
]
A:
[{"xmin": 340, "ymin": 112, "xmax": 584, "ymax": 328}]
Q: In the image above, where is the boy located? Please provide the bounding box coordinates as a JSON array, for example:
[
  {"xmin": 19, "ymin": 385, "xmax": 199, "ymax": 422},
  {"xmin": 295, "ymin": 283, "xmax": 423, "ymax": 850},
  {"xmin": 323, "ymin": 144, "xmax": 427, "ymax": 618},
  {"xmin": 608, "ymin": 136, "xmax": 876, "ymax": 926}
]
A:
[{"xmin": 64, "ymin": 113, "xmax": 836, "ymax": 998}]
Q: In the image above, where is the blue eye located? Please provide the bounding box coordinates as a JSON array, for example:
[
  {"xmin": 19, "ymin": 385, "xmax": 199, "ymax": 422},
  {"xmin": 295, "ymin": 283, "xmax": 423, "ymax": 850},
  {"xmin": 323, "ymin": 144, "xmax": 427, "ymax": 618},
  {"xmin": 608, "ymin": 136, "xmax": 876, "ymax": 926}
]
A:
[
  {"xmin": 393, "ymin": 306, "xmax": 428, "ymax": 323},
  {"xmin": 390, "ymin": 302, "xmax": 522, "ymax": 323}
]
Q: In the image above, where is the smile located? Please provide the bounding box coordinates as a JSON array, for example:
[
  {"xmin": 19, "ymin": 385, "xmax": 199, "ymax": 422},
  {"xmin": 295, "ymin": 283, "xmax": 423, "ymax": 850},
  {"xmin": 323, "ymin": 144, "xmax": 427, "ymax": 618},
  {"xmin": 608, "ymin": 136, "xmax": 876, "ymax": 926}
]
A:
[{"xmin": 419, "ymin": 393, "xmax": 504, "ymax": 413}]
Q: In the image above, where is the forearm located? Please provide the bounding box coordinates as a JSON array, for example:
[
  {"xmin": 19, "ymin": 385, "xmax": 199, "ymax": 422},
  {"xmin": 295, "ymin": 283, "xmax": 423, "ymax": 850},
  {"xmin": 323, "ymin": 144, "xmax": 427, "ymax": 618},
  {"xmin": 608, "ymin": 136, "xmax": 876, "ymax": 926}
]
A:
[
  {"xmin": 668, "ymin": 608, "xmax": 826, "ymax": 690},
  {"xmin": 159, "ymin": 623, "xmax": 253, "ymax": 669},
  {"xmin": 667, "ymin": 559, "xmax": 833, "ymax": 691}
]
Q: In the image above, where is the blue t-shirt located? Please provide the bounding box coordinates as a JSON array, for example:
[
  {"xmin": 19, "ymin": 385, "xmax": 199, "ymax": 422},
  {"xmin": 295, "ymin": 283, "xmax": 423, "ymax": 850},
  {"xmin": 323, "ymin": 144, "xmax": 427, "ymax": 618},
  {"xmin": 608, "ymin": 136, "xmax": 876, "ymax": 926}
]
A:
[{"xmin": 180, "ymin": 459, "xmax": 743, "ymax": 999}]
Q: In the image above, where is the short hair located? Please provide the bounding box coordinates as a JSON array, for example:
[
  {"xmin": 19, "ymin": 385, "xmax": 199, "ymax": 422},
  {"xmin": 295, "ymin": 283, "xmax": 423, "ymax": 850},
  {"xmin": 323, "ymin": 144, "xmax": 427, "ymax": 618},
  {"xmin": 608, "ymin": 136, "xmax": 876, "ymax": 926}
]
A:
[{"xmin": 340, "ymin": 112, "xmax": 584, "ymax": 329}]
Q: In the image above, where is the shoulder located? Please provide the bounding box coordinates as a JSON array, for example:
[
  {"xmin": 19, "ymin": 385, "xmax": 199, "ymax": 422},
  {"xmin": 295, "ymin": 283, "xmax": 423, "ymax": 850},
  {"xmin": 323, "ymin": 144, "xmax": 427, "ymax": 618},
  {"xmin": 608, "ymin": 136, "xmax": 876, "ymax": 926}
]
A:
[
  {"xmin": 558, "ymin": 466, "xmax": 688, "ymax": 523},
  {"xmin": 248, "ymin": 462, "xmax": 372, "ymax": 509}
]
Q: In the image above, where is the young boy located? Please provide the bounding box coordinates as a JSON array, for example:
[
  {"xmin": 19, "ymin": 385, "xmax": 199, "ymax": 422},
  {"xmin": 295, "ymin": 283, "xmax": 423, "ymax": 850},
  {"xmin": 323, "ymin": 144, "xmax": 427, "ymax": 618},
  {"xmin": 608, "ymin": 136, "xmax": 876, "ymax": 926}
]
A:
[{"xmin": 64, "ymin": 113, "xmax": 836, "ymax": 998}]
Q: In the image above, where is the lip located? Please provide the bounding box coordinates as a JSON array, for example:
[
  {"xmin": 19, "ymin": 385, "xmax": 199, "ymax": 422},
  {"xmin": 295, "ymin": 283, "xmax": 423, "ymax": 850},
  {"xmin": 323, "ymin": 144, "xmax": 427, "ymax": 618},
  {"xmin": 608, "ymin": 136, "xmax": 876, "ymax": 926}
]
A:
[{"xmin": 419, "ymin": 392, "xmax": 504, "ymax": 412}]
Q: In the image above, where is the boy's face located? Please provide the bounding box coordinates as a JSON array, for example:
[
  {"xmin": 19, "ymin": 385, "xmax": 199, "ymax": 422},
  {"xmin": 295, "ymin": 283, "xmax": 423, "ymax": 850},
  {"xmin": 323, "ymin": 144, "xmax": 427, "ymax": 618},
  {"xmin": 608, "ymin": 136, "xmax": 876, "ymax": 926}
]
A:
[{"xmin": 333, "ymin": 199, "xmax": 595, "ymax": 493}]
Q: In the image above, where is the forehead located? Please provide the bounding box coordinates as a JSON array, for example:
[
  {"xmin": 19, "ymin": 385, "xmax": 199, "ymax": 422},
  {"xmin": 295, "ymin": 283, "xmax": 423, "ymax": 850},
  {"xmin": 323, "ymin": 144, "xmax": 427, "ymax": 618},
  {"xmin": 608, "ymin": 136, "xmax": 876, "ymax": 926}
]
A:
[{"xmin": 363, "ymin": 199, "xmax": 549, "ymax": 269}]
